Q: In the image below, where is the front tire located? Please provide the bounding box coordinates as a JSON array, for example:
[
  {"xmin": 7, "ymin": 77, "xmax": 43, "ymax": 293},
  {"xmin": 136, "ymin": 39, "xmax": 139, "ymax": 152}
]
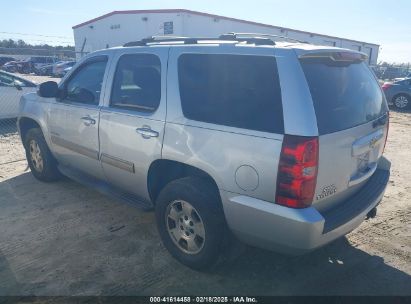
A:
[
  {"xmin": 155, "ymin": 177, "xmax": 225, "ymax": 270},
  {"xmin": 24, "ymin": 128, "xmax": 61, "ymax": 182},
  {"xmin": 392, "ymin": 94, "xmax": 410, "ymax": 111}
]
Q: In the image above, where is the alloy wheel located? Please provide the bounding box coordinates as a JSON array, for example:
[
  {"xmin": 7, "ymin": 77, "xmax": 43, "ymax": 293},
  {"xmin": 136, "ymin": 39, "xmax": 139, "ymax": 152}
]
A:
[
  {"xmin": 394, "ymin": 95, "xmax": 409, "ymax": 109},
  {"xmin": 165, "ymin": 200, "xmax": 205, "ymax": 254},
  {"xmin": 29, "ymin": 139, "xmax": 44, "ymax": 172}
]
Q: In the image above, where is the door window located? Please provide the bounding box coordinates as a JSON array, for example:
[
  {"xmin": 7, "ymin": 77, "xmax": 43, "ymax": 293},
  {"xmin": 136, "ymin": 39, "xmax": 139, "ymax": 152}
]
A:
[
  {"xmin": 63, "ymin": 57, "xmax": 107, "ymax": 105},
  {"xmin": 110, "ymin": 54, "xmax": 161, "ymax": 112}
]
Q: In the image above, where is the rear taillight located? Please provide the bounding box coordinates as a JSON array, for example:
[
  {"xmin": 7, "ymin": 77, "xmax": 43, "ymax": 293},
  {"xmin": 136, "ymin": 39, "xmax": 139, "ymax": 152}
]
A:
[
  {"xmin": 382, "ymin": 83, "xmax": 393, "ymax": 91},
  {"xmin": 275, "ymin": 135, "xmax": 319, "ymax": 209}
]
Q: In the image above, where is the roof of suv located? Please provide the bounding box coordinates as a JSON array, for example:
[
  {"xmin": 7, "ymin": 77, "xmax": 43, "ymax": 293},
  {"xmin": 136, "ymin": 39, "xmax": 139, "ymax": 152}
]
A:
[
  {"xmin": 85, "ymin": 34, "xmax": 368, "ymax": 65},
  {"xmin": 113, "ymin": 34, "xmax": 367, "ymax": 56}
]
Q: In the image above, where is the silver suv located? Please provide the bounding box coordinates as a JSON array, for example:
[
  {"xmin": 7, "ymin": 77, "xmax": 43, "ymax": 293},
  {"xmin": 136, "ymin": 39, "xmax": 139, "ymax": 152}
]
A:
[{"xmin": 18, "ymin": 34, "xmax": 390, "ymax": 270}]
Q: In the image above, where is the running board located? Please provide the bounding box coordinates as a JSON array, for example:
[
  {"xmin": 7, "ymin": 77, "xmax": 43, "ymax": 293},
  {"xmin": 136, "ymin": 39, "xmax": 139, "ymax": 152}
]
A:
[{"xmin": 58, "ymin": 165, "xmax": 153, "ymax": 211}]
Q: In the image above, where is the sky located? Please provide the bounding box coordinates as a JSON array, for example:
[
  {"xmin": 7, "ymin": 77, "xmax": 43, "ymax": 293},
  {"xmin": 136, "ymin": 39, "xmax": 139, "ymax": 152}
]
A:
[{"xmin": 1, "ymin": 0, "xmax": 410, "ymax": 63}]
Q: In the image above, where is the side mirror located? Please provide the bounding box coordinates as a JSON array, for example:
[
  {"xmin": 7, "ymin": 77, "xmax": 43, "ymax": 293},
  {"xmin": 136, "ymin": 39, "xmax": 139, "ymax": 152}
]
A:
[
  {"xmin": 38, "ymin": 81, "xmax": 59, "ymax": 98},
  {"xmin": 15, "ymin": 83, "xmax": 22, "ymax": 91}
]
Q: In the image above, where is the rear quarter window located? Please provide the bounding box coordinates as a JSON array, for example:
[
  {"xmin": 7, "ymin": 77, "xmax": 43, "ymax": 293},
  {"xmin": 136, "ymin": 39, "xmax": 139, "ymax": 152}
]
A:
[
  {"xmin": 178, "ymin": 54, "xmax": 284, "ymax": 134},
  {"xmin": 301, "ymin": 59, "xmax": 387, "ymax": 135}
]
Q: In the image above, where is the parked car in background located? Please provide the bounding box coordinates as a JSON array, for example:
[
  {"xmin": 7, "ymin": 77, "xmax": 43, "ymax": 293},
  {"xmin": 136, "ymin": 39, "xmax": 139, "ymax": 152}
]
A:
[
  {"xmin": 36, "ymin": 63, "xmax": 55, "ymax": 76},
  {"xmin": 394, "ymin": 72, "xmax": 411, "ymax": 82},
  {"xmin": 382, "ymin": 78, "xmax": 411, "ymax": 110},
  {"xmin": 36, "ymin": 61, "xmax": 65, "ymax": 76},
  {"xmin": 0, "ymin": 70, "xmax": 37, "ymax": 119},
  {"xmin": 18, "ymin": 35, "xmax": 390, "ymax": 270},
  {"xmin": 381, "ymin": 67, "xmax": 406, "ymax": 80},
  {"xmin": 53, "ymin": 61, "xmax": 76, "ymax": 77},
  {"xmin": 1, "ymin": 60, "xmax": 21, "ymax": 73},
  {"xmin": 1, "ymin": 57, "xmax": 58, "ymax": 74},
  {"xmin": 36, "ymin": 60, "xmax": 76, "ymax": 77},
  {"xmin": 0, "ymin": 56, "xmax": 16, "ymax": 67},
  {"xmin": 16, "ymin": 58, "xmax": 34, "ymax": 74},
  {"xmin": 20, "ymin": 56, "xmax": 59, "ymax": 74},
  {"xmin": 371, "ymin": 66, "xmax": 384, "ymax": 79},
  {"xmin": 62, "ymin": 66, "xmax": 72, "ymax": 76}
]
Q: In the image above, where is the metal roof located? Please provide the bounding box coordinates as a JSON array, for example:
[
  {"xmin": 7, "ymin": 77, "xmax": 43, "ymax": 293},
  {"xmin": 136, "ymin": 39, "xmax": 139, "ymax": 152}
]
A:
[{"xmin": 72, "ymin": 9, "xmax": 379, "ymax": 47}]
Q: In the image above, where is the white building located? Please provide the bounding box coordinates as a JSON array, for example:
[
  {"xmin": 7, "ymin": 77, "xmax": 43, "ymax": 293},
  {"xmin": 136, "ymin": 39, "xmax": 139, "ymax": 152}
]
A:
[{"xmin": 72, "ymin": 9, "xmax": 379, "ymax": 65}]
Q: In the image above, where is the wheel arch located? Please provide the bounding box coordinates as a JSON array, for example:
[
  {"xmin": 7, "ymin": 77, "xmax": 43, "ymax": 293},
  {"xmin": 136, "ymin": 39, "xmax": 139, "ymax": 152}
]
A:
[
  {"xmin": 147, "ymin": 159, "xmax": 222, "ymax": 205},
  {"xmin": 18, "ymin": 117, "xmax": 43, "ymax": 145}
]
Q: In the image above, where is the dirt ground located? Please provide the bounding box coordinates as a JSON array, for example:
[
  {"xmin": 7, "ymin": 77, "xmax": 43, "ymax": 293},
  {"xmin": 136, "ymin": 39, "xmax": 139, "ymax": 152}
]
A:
[{"xmin": 0, "ymin": 110, "xmax": 410, "ymax": 296}]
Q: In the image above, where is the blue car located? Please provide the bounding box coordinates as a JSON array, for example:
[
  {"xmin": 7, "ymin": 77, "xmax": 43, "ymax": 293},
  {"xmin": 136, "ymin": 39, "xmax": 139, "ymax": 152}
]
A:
[{"xmin": 382, "ymin": 78, "xmax": 411, "ymax": 110}]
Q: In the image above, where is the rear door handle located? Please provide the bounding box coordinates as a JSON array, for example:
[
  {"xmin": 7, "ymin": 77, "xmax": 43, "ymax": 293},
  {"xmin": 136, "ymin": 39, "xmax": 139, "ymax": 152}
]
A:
[
  {"xmin": 81, "ymin": 116, "xmax": 96, "ymax": 126},
  {"xmin": 136, "ymin": 127, "xmax": 159, "ymax": 139}
]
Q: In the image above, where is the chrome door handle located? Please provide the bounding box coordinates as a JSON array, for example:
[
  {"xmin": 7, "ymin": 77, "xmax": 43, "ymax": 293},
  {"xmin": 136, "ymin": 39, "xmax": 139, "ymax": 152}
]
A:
[
  {"xmin": 136, "ymin": 127, "xmax": 159, "ymax": 139},
  {"xmin": 81, "ymin": 116, "xmax": 96, "ymax": 126}
]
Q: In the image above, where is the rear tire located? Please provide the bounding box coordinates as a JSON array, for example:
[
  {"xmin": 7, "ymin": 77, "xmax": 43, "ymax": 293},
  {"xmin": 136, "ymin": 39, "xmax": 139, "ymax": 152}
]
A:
[
  {"xmin": 24, "ymin": 128, "xmax": 61, "ymax": 182},
  {"xmin": 392, "ymin": 94, "xmax": 410, "ymax": 111},
  {"xmin": 155, "ymin": 177, "xmax": 226, "ymax": 270}
]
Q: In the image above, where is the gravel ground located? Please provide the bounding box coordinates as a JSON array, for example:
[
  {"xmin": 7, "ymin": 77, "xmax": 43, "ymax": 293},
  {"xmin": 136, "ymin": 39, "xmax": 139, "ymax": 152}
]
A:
[
  {"xmin": 0, "ymin": 110, "xmax": 410, "ymax": 296},
  {"xmin": 0, "ymin": 120, "xmax": 24, "ymax": 165}
]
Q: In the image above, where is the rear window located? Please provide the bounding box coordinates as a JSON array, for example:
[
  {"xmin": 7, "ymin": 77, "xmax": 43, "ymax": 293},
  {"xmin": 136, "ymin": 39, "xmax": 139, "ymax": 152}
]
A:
[
  {"xmin": 178, "ymin": 54, "xmax": 284, "ymax": 134},
  {"xmin": 301, "ymin": 59, "xmax": 387, "ymax": 135}
]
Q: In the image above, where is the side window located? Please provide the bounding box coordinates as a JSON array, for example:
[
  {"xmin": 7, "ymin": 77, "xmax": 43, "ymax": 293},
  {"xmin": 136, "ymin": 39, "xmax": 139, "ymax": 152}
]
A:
[
  {"xmin": 64, "ymin": 58, "xmax": 107, "ymax": 105},
  {"xmin": 111, "ymin": 54, "xmax": 161, "ymax": 112},
  {"xmin": 178, "ymin": 54, "xmax": 284, "ymax": 134}
]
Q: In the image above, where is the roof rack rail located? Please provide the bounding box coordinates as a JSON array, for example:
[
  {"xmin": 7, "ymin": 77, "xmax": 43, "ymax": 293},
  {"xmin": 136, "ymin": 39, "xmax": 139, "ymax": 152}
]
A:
[
  {"xmin": 223, "ymin": 32, "xmax": 308, "ymax": 44},
  {"xmin": 123, "ymin": 36, "xmax": 215, "ymax": 47},
  {"xmin": 123, "ymin": 34, "xmax": 276, "ymax": 47}
]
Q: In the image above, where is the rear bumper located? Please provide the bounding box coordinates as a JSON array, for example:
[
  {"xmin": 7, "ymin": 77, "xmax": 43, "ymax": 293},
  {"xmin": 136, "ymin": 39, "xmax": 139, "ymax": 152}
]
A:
[{"xmin": 221, "ymin": 158, "xmax": 390, "ymax": 255}]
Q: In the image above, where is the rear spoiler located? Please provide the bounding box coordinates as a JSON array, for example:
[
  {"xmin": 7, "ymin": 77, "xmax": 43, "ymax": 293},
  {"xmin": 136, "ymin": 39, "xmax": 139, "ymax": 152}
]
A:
[{"xmin": 299, "ymin": 51, "xmax": 368, "ymax": 63}]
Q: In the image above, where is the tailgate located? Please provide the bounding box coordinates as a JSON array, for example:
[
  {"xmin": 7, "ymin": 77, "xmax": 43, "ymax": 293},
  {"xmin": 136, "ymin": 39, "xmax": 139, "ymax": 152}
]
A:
[
  {"xmin": 315, "ymin": 120, "xmax": 388, "ymax": 211},
  {"xmin": 299, "ymin": 51, "xmax": 389, "ymax": 211}
]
